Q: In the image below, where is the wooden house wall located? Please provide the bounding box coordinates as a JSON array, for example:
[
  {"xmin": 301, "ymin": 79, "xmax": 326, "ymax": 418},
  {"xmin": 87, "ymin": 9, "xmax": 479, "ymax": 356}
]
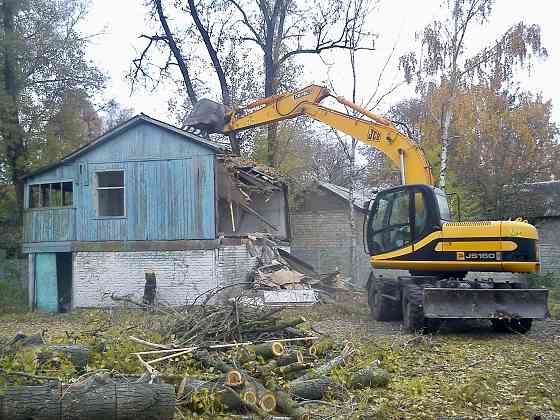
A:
[{"xmin": 23, "ymin": 122, "xmax": 216, "ymax": 247}]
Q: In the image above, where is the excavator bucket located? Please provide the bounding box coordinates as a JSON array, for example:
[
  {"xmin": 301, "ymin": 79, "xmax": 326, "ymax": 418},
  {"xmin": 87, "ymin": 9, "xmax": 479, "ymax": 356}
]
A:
[
  {"xmin": 184, "ymin": 98, "xmax": 229, "ymax": 134},
  {"xmin": 423, "ymin": 288, "xmax": 549, "ymax": 319}
]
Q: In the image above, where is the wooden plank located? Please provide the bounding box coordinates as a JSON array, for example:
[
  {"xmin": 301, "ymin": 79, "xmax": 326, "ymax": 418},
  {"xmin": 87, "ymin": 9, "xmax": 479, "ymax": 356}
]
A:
[{"xmin": 71, "ymin": 239, "xmax": 219, "ymax": 252}]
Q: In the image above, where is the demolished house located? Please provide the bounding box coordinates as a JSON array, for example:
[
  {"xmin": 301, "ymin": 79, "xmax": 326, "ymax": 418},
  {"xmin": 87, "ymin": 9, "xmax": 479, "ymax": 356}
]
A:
[{"xmin": 22, "ymin": 114, "xmax": 290, "ymax": 312}]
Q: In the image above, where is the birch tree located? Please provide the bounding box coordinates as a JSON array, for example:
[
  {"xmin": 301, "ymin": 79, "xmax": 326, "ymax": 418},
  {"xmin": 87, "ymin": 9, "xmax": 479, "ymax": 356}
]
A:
[{"xmin": 399, "ymin": 0, "xmax": 547, "ymax": 191}]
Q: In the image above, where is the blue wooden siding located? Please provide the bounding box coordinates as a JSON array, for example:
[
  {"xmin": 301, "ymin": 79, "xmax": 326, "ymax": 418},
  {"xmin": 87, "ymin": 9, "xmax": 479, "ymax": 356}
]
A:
[
  {"xmin": 23, "ymin": 121, "xmax": 217, "ymax": 246},
  {"xmin": 24, "ymin": 208, "xmax": 75, "ymax": 242}
]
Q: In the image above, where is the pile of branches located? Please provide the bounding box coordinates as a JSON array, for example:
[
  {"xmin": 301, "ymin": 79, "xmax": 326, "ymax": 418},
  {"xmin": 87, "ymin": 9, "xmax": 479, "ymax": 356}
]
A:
[
  {"xmin": 111, "ymin": 285, "xmax": 312, "ymax": 347},
  {"xmin": 168, "ymin": 304, "xmax": 307, "ymax": 347}
]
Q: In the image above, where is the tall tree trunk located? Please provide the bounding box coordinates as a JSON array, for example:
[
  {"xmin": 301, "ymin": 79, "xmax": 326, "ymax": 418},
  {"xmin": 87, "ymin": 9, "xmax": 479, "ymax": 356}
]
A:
[
  {"xmin": 187, "ymin": 0, "xmax": 240, "ymax": 155},
  {"xmin": 264, "ymin": 50, "xmax": 278, "ymax": 166},
  {"xmin": 439, "ymin": 106, "xmax": 452, "ymax": 191},
  {"xmin": 154, "ymin": 0, "xmax": 197, "ymax": 105},
  {"xmin": 348, "ymin": 140, "xmax": 358, "ymax": 284},
  {"xmin": 1, "ymin": 0, "xmax": 26, "ymax": 222}
]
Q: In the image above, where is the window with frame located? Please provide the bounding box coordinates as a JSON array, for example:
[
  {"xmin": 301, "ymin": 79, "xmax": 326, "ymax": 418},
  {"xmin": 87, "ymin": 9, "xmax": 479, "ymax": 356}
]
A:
[
  {"xmin": 96, "ymin": 170, "xmax": 125, "ymax": 217},
  {"xmin": 29, "ymin": 182, "xmax": 73, "ymax": 208},
  {"xmin": 368, "ymin": 189, "xmax": 411, "ymax": 254}
]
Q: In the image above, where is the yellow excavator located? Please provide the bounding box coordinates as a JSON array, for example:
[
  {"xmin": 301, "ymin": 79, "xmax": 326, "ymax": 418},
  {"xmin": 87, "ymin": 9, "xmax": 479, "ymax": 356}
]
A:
[{"xmin": 186, "ymin": 85, "xmax": 549, "ymax": 333}]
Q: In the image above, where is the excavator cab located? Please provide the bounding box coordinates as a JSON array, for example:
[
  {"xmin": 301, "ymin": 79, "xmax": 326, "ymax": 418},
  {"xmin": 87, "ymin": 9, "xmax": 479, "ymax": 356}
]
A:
[{"xmin": 365, "ymin": 185, "xmax": 450, "ymax": 256}]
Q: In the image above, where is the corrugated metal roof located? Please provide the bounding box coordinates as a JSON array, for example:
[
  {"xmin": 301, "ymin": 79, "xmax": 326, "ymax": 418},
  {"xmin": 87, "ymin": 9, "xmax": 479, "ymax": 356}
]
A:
[
  {"xmin": 501, "ymin": 180, "xmax": 560, "ymax": 219},
  {"xmin": 317, "ymin": 181, "xmax": 375, "ymax": 211},
  {"xmin": 23, "ymin": 113, "xmax": 226, "ymax": 179}
]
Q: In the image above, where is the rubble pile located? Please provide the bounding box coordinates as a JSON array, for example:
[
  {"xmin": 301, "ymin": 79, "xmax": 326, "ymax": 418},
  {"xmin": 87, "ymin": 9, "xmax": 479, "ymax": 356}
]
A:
[{"xmin": 245, "ymin": 235, "xmax": 367, "ymax": 305}]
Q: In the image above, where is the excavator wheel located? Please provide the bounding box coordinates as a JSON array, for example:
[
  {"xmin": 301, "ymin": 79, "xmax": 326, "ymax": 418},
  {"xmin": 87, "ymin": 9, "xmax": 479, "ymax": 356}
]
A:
[
  {"xmin": 368, "ymin": 274, "xmax": 402, "ymax": 321},
  {"xmin": 402, "ymin": 285, "xmax": 425, "ymax": 333},
  {"xmin": 402, "ymin": 285, "xmax": 441, "ymax": 334},
  {"xmin": 491, "ymin": 318, "xmax": 532, "ymax": 334}
]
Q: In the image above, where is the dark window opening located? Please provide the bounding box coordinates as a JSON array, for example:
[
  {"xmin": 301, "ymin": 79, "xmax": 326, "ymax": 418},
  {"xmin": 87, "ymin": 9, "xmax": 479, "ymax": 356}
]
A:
[
  {"xmin": 41, "ymin": 184, "xmax": 50, "ymax": 207},
  {"xmin": 51, "ymin": 183, "xmax": 62, "ymax": 207},
  {"xmin": 29, "ymin": 182, "xmax": 73, "ymax": 208},
  {"xmin": 96, "ymin": 170, "xmax": 125, "ymax": 217},
  {"xmin": 62, "ymin": 182, "xmax": 73, "ymax": 206}
]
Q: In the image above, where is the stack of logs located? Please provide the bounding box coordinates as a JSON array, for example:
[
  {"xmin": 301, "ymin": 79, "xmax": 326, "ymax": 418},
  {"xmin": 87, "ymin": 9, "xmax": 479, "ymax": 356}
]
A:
[{"xmin": 156, "ymin": 336, "xmax": 390, "ymax": 418}]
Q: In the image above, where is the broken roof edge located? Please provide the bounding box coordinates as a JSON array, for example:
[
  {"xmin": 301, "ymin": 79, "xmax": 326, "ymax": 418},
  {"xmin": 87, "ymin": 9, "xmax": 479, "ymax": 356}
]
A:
[
  {"xmin": 218, "ymin": 155, "xmax": 287, "ymax": 188},
  {"xmin": 23, "ymin": 113, "xmax": 227, "ymax": 180},
  {"xmin": 316, "ymin": 181, "xmax": 374, "ymax": 211}
]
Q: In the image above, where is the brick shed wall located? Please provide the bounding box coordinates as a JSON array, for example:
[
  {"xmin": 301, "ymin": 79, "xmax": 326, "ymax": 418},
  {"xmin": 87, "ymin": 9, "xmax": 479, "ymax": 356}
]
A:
[
  {"xmin": 72, "ymin": 245, "xmax": 258, "ymax": 308},
  {"xmin": 534, "ymin": 218, "xmax": 560, "ymax": 275},
  {"xmin": 290, "ymin": 209, "xmax": 371, "ymax": 287}
]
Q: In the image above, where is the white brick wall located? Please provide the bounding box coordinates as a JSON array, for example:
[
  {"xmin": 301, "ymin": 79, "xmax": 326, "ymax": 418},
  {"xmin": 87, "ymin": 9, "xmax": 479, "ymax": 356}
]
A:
[{"xmin": 72, "ymin": 245, "xmax": 259, "ymax": 308}]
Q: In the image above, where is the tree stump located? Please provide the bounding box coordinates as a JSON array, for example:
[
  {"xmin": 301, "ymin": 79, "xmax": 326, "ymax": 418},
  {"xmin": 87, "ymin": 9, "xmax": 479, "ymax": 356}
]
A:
[{"xmin": 143, "ymin": 272, "xmax": 157, "ymax": 306}]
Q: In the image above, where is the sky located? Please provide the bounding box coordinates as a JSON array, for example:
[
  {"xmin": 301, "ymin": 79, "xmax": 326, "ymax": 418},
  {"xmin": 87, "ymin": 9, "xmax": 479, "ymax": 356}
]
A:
[{"xmin": 82, "ymin": 0, "xmax": 559, "ymax": 125}]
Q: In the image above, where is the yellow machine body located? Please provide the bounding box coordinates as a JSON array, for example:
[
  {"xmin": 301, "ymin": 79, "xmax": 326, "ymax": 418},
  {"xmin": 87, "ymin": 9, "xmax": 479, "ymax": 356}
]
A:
[{"xmin": 371, "ymin": 220, "xmax": 539, "ymax": 273}]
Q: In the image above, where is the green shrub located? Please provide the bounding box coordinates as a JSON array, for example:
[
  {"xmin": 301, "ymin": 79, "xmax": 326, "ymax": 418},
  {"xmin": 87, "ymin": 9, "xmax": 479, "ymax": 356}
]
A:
[{"xmin": 0, "ymin": 271, "xmax": 27, "ymax": 314}]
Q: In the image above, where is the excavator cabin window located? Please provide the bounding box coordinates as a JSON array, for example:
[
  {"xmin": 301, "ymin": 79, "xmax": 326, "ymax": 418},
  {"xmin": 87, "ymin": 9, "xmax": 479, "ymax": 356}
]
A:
[{"xmin": 366, "ymin": 185, "xmax": 441, "ymax": 256}]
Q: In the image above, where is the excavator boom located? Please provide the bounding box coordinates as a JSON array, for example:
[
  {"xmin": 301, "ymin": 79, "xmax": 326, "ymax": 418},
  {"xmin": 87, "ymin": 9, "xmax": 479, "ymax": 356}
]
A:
[{"xmin": 187, "ymin": 85, "xmax": 433, "ymax": 185}]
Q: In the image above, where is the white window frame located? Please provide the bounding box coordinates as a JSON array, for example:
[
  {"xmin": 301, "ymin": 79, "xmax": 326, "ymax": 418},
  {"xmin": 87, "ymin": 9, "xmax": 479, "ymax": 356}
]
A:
[
  {"xmin": 95, "ymin": 169, "xmax": 126, "ymax": 219},
  {"xmin": 27, "ymin": 180, "xmax": 74, "ymax": 209}
]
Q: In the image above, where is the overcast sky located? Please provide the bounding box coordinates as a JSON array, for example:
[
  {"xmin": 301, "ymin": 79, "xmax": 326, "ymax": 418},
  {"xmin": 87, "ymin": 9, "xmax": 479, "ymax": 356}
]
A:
[{"xmin": 82, "ymin": 0, "xmax": 559, "ymax": 125}]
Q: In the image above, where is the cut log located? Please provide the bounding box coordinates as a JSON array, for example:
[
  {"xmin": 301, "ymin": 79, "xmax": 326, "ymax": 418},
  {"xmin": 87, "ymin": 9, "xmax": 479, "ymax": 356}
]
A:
[
  {"xmin": 252, "ymin": 380, "xmax": 276, "ymax": 412},
  {"xmin": 308, "ymin": 337, "xmax": 335, "ymax": 357},
  {"xmin": 349, "ymin": 367, "xmax": 390, "ymax": 389},
  {"xmin": 294, "ymin": 352, "xmax": 347, "ymax": 382},
  {"xmin": 0, "ymin": 379, "xmax": 175, "ymax": 420},
  {"xmin": 192, "ymin": 349, "xmax": 239, "ymax": 376},
  {"xmin": 225, "ymin": 369, "xmax": 244, "ymax": 387},
  {"xmin": 181, "ymin": 378, "xmax": 244, "ymax": 410},
  {"xmin": 274, "ymin": 350, "xmax": 304, "ymax": 367},
  {"xmin": 181, "ymin": 378, "xmax": 266, "ymax": 415},
  {"xmin": 240, "ymin": 382, "xmax": 257, "ymax": 406},
  {"xmin": 279, "ymin": 362, "xmax": 313, "ymax": 376},
  {"xmin": 248, "ymin": 342, "xmax": 284, "ymax": 360},
  {"xmin": 287, "ymin": 377, "xmax": 341, "ymax": 400},
  {"xmin": 275, "ymin": 390, "xmax": 310, "ymax": 420}
]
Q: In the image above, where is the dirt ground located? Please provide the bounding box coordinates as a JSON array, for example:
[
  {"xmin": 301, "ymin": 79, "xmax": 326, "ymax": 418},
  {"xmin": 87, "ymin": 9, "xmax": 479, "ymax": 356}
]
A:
[{"xmin": 1, "ymin": 306, "xmax": 559, "ymax": 419}]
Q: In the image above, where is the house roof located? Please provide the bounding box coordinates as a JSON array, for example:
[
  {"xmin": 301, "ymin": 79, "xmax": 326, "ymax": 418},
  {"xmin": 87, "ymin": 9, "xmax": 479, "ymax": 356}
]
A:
[
  {"xmin": 501, "ymin": 180, "xmax": 560, "ymax": 219},
  {"xmin": 24, "ymin": 113, "xmax": 227, "ymax": 180},
  {"xmin": 317, "ymin": 181, "xmax": 375, "ymax": 211}
]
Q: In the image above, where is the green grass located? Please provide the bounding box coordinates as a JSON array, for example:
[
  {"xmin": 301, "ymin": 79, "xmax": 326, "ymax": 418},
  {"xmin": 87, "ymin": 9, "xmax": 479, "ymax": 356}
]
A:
[{"xmin": 0, "ymin": 306, "xmax": 559, "ymax": 419}]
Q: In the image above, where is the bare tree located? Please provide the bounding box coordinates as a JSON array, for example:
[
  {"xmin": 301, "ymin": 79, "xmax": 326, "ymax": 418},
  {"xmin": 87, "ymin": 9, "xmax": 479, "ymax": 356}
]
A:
[{"xmin": 132, "ymin": 0, "xmax": 375, "ymax": 164}]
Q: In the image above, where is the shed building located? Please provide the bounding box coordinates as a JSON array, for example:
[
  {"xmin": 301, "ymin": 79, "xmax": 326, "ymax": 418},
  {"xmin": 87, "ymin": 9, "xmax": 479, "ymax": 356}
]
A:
[
  {"xmin": 501, "ymin": 180, "xmax": 560, "ymax": 275},
  {"xmin": 289, "ymin": 182, "xmax": 374, "ymax": 286},
  {"xmin": 23, "ymin": 114, "xmax": 289, "ymax": 312}
]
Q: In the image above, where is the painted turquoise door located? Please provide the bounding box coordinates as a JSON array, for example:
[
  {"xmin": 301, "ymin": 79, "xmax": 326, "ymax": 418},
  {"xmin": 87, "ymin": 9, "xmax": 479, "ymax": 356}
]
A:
[{"xmin": 35, "ymin": 253, "xmax": 58, "ymax": 312}]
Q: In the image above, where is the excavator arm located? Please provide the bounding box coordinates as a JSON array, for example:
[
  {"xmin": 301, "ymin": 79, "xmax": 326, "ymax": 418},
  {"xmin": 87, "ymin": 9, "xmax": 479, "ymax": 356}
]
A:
[{"xmin": 196, "ymin": 85, "xmax": 433, "ymax": 186}]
